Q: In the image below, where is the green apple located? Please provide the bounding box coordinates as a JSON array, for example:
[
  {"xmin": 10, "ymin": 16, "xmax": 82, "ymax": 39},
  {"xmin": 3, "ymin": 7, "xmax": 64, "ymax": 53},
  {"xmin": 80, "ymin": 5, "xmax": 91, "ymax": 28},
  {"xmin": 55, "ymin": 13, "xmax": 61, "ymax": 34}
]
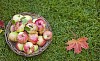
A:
[
  {"xmin": 24, "ymin": 15, "xmax": 32, "ymax": 21},
  {"xmin": 32, "ymin": 18, "xmax": 37, "ymax": 23},
  {"xmin": 16, "ymin": 24, "xmax": 25, "ymax": 32},
  {"xmin": 13, "ymin": 14, "xmax": 23, "ymax": 22},
  {"xmin": 16, "ymin": 43, "xmax": 24, "ymax": 51},
  {"xmin": 33, "ymin": 45, "xmax": 38, "ymax": 52},
  {"xmin": 26, "ymin": 23, "xmax": 38, "ymax": 34},
  {"xmin": 8, "ymin": 32, "xmax": 18, "ymax": 42}
]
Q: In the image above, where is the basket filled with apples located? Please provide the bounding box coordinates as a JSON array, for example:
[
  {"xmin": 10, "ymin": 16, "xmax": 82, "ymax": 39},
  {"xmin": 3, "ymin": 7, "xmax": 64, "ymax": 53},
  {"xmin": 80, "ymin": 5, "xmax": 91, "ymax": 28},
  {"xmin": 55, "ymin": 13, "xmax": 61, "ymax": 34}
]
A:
[{"xmin": 5, "ymin": 12, "xmax": 52, "ymax": 57}]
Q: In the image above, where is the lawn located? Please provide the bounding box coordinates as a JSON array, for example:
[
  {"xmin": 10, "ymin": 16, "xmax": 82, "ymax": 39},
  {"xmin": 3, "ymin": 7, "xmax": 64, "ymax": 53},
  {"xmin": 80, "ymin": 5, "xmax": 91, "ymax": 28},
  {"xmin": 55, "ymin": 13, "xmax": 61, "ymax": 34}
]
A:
[{"xmin": 0, "ymin": 0, "xmax": 100, "ymax": 61}]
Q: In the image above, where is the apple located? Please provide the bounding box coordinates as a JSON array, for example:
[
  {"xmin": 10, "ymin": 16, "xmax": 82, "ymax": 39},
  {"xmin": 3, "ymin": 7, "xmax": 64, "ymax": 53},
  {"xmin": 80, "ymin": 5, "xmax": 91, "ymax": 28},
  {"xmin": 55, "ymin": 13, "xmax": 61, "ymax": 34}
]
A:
[
  {"xmin": 26, "ymin": 23, "xmax": 38, "ymax": 34},
  {"xmin": 12, "ymin": 14, "xmax": 23, "ymax": 22},
  {"xmin": 16, "ymin": 24, "xmax": 25, "ymax": 32},
  {"xmin": 17, "ymin": 32, "xmax": 28, "ymax": 44},
  {"xmin": 37, "ymin": 36, "xmax": 46, "ymax": 47},
  {"xmin": 28, "ymin": 34, "xmax": 38, "ymax": 44},
  {"xmin": 33, "ymin": 45, "xmax": 38, "ymax": 52},
  {"xmin": 35, "ymin": 18, "xmax": 46, "ymax": 32},
  {"xmin": 43, "ymin": 31, "xmax": 52, "ymax": 40},
  {"xmin": 27, "ymin": 20, "xmax": 33, "ymax": 23},
  {"xmin": 24, "ymin": 15, "xmax": 32, "ymax": 21},
  {"xmin": 10, "ymin": 25, "xmax": 15, "ymax": 32},
  {"xmin": 16, "ymin": 43, "xmax": 24, "ymax": 51},
  {"xmin": 32, "ymin": 18, "xmax": 37, "ymax": 23},
  {"xmin": 39, "ymin": 29, "xmax": 45, "ymax": 35},
  {"xmin": 8, "ymin": 32, "xmax": 18, "ymax": 42},
  {"xmin": 23, "ymin": 42, "xmax": 34, "ymax": 54},
  {"xmin": 15, "ymin": 22, "xmax": 25, "ymax": 32},
  {"xmin": 38, "ymin": 25, "xmax": 44, "ymax": 32}
]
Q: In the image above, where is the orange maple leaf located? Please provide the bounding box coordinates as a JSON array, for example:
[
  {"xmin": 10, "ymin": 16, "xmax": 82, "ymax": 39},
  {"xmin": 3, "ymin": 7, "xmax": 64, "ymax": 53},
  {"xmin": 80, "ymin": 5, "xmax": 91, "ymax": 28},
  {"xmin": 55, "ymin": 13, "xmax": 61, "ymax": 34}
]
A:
[{"xmin": 66, "ymin": 37, "xmax": 89, "ymax": 54}]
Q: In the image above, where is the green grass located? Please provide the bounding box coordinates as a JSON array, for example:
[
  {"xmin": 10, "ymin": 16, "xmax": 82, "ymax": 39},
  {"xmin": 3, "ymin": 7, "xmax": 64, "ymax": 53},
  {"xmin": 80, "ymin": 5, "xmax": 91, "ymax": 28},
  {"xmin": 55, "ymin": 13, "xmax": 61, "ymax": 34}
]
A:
[{"xmin": 0, "ymin": 0, "xmax": 100, "ymax": 61}]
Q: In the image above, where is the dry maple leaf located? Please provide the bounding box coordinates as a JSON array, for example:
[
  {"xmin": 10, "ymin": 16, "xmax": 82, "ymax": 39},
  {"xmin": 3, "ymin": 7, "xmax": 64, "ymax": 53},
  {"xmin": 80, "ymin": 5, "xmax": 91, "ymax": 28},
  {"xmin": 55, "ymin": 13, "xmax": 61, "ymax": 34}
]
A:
[{"xmin": 66, "ymin": 37, "xmax": 89, "ymax": 54}]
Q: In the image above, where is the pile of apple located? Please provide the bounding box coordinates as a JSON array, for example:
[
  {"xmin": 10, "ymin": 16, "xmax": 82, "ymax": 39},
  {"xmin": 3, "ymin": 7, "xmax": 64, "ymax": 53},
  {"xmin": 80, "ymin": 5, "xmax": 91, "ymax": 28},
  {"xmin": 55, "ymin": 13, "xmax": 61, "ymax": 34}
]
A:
[{"xmin": 8, "ymin": 14, "xmax": 52, "ymax": 54}]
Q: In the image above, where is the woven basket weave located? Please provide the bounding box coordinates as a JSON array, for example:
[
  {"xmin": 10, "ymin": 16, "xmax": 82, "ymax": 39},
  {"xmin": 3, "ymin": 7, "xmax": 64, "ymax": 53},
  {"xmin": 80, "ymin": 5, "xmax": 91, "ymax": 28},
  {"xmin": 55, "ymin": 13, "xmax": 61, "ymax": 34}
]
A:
[{"xmin": 5, "ymin": 12, "xmax": 52, "ymax": 57}]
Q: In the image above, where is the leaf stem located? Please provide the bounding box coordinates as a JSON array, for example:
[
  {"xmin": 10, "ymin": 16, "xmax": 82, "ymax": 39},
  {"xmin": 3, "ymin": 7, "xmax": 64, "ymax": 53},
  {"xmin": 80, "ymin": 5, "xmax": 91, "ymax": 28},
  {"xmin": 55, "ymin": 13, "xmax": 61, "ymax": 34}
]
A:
[{"xmin": 69, "ymin": 29, "xmax": 77, "ymax": 39}]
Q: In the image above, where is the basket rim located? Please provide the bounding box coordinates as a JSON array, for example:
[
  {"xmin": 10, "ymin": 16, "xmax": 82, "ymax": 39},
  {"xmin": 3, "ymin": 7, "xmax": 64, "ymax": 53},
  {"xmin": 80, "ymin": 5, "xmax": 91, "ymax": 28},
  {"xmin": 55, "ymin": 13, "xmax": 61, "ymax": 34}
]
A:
[{"xmin": 5, "ymin": 12, "xmax": 52, "ymax": 57}]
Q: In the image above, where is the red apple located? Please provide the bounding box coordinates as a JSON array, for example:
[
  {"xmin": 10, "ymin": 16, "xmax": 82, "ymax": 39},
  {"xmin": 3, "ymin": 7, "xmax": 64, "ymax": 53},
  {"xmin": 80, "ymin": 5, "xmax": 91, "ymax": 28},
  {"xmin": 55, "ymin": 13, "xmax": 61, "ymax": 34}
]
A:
[
  {"xmin": 8, "ymin": 32, "xmax": 18, "ymax": 42},
  {"xmin": 35, "ymin": 17, "xmax": 46, "ymax": 25},
  {"xmin": 16, "ymin": 43, "xmax": 24, "ymax": 51},
  {"xmin": 17, "ymin": 32, "xmax": 28, "ymax": 44},
  {"xmin": 28, "ymin": 34, "xmax": 38, "ymax": 44},
  {"xmin": 12, "ymin": 14, "xmax": 23, "ymax": 22},
  {"xmin": 43, "ymin": 31, "xmax": 52, "ymax": 40},
  {"xmin": 10, "ymin": 25, "xmax": 15, "ymax": 32},
  {"xmin": 35, "ymin": 18, "xmax": 46, "ymax": 32},
  {"xmin": 15, "ymin": 22, "xmax": 25, "ymax": 32},
  {"xmin": 37, "ymin": 36, "xmax": 46, "ymax": 47},
  {"xmin": 26, "ymin": 23, "xmax": 38, "ymax": 34},
  {"xmin": 23, "ymin": 42, "xmax": 34, "ymax": 54},
  {"xmin": 33, "ymin": 45, "xmax": 38, "ymax": 52}
]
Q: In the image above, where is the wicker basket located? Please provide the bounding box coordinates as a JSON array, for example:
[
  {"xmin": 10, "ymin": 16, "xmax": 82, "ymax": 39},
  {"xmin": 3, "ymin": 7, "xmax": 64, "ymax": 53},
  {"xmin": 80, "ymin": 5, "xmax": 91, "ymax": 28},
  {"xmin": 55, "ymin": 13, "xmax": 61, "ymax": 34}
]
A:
[{"xmin": 5, "ymin": 12, "xmax": 52, "ymax": 57}]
